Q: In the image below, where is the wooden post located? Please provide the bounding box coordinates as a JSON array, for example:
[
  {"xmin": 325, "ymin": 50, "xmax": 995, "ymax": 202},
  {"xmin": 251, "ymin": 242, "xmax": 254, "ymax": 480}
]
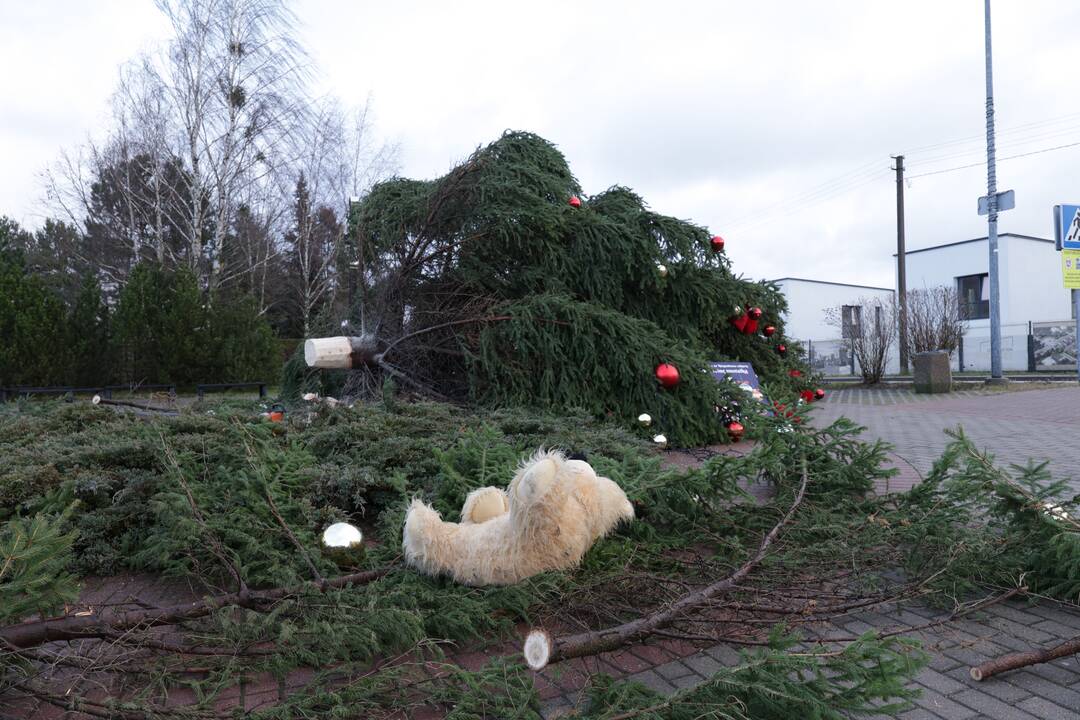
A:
[{"xmin": 303, "ymin": 335, "xmax": 380, "ymax": 369}]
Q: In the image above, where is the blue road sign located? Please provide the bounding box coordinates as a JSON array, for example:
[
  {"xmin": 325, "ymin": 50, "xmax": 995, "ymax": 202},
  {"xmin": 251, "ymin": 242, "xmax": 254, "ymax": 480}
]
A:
[{"xmin": 1055, "ymin": 204, "xmax": 1080, "ymax": 250}]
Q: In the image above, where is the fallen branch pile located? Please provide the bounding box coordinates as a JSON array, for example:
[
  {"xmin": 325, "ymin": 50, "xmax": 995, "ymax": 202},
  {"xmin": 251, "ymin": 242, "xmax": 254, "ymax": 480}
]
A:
[{"xmin": 523, "ymin": 462, "xmax": 809, "ymax": 669}]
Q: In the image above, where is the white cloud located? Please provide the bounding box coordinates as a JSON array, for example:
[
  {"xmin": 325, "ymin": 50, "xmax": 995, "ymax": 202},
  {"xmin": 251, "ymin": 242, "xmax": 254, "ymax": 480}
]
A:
[{"xmin": 3, "ymin": 0, "xmax": 1079, "ymax": 288}]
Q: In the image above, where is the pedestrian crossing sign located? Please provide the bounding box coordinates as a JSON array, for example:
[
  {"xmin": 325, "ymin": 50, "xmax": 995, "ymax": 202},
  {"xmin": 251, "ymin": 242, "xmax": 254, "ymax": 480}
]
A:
[{"xmin": 1055, "ymin": 204, "xmax": 1080, "ymax": 250}]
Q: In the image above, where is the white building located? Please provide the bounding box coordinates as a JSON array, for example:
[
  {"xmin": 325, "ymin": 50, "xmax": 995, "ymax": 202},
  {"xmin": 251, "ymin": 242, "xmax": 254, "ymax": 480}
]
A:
[
  {"xmin": 899, "ymin": 233, "xmax": 1074, "ymax": 371},
  {"xmin": 771, "ymin": 278, "xmax": 895, "ymax": 375}
]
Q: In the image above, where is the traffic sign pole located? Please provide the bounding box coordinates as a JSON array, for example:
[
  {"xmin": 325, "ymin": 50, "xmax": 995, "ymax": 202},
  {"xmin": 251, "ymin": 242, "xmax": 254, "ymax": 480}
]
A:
[
  {"xmin": 1075, "ymin": 290, "xmax": 1080, "ymax": 384},
  {"xmin": 984, "ymin": 0, "xmax": 1003, "ymax": 380},
  {"xmin": 1053, "ymin": 205, "xmax": 1080, "ymax": 383}
]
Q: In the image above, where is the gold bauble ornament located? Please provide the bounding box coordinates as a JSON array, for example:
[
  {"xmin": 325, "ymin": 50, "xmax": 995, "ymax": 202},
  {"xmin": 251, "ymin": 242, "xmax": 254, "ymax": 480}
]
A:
[{"xmin": 637, "ymin": 413, "xmax": 652, "ymax": 427}]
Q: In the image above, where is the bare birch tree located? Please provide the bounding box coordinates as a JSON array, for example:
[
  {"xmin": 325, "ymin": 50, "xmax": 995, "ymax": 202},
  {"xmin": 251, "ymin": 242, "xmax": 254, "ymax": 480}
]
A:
[
  {"xmin": 904, "ymin": 285, "xmax": 966, "ymax": 357},
  {"xmin": 151, "ymin": 0, "xmax": 311, "ymax": 289},
  {"xmin": 825, "ymin": 297, "xmax": 897, "ymax": 384}
]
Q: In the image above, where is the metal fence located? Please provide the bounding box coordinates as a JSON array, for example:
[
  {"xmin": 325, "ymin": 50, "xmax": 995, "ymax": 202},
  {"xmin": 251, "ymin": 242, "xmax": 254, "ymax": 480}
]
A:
[{"xmin": 803, "ymin": 318, "xmax": 1077, "ymax": 376}]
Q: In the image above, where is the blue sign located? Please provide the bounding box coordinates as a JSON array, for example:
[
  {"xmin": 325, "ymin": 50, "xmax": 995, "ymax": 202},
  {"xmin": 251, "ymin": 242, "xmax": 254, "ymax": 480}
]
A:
[
  {"xmin": 710, "ymin": 362, "xmax": 765, "ymax": 403},
  {"xmin": 1055, "ymin": 204, "xmax": 1080, "ymax": 250}
]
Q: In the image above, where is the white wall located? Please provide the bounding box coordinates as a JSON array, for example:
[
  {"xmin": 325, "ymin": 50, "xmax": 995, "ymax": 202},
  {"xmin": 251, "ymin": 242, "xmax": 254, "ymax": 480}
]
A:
[
  {"xmin": 774, "ymin": 278, "xmax": 898, "ymax": 377},
  {"xmin": 903, "ymin": 234, "xmax": 1071, "ymax": 325},
  {"xmin": 1000, "ymin": 236, "xmax": 1073, "ymax": 324},
  {"xmin": 774, "ymin": 279, "xmax": 894, "ymax": 342},
  {"xmin": 900, "ymin": 234, "xmax": 1072, "ymax": 371}
]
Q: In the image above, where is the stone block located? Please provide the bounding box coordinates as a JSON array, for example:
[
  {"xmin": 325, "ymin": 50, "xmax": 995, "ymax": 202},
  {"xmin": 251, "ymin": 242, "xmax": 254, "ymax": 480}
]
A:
[{"xmin": 913, "ymin": 351, "xmax": 951, "ymax": 394}]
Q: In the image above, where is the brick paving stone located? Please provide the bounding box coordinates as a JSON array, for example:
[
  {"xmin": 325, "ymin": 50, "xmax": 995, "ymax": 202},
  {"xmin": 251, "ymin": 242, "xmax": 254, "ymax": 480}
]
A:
[
  {"xmin": 927, "ymin": 651, "xmax": 963, "ymax": 673},
  {"xmin": 704, "ymin": 643, "xmax": 742, "ymax": 666},
  {"xmin": 913, "ymin": 689, "xmax": 978, "ymax": 719},
  {"xmin": 603, "ymin": 648, "xmax": 653, "ymax": 674},
  {"xmin": 1032, "ymin": 618, "xmax": 1080, "ymax": 640},
  {"xmin": 913, "ymin": 667, "xmax": 966, "ymax": 695},
  {"xmin": 629, "ymin": 643, "xmax": 676, "ymax": 667},
  {"xmin": 670, "ymin": 673, "xmax": 702, "ymax": 689},
  {"xmin": 951, "ymin": 688, "xmax": 1042, "ymax": 720},
  {"xmin": 981, "ymin": 615, "xmax": 1056, "ymax": 644},
  {"xmin": 1004, "ymin": 669, "xmax": 1080, "ymax": 707},
  {"xmin": 1026, "ymin": 603, "xmax": 1080, "ymax": 629},
  {"xmin": 627, "ymin": 669, "xmax": 677, "ymax": 694},
  {"xmin": 898, "ymin": 709, "xmax": 943, "ymax": 720},
  {"xmin": 1016, "ymin": 695, "xmax": 1080, "ymax": 720},
  {"xmin": 683, "ymin": 652, "xmax": 723, "ymax": 677},
  {"xmin": 540, "ymin": 695, "xmax": 575, "ymax": 719},
  {"xmin": 655, "ymin": 659, "xmax": 695, "ymax": 681},
  {"xmin": 984, "ymin": 602, "xmax": 1049, "ymax": 626}
]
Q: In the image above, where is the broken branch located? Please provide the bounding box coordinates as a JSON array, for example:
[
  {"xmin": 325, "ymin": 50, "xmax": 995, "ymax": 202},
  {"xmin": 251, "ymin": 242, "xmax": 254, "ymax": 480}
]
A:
[{"xmin": 523, "ymin": 462, "xmax": 810, "ymax": 669}]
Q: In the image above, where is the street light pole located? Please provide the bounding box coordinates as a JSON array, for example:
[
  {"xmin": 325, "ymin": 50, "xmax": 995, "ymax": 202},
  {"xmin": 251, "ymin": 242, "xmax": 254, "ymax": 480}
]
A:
[{"xmin": 984, "ymin": 0, "xmax": 1003, "ymax": 380}]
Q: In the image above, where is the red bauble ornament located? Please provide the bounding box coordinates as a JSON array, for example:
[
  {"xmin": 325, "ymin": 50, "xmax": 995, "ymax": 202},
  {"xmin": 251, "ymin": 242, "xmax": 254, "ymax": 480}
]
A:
[
  {"xmin": 655, "ymin": 363, "xmax": 680, "ymax": 388},
  {"xmin": 710, "ymin": 235, "xmax": 725, "ymax": 252},
  {"xmin": 800, "ymin": 390, "xmax": 814, "ymax": 403},
  {"xmin": 747, "ymin": 306, "xmax": 762, "ymax": 320},
  {"xmin": 776, "ymin": 344, "xmax": 787, "ymax": 356},
  {"xmin": 726, "ymin": 421, "xmax": 744, "ymax": 441},
  {"xmin": 814, "ymin": 388, "xmax": 826, "ymax": 401},
  {"xmin": 788, "ymin": 369, "xmax": 801, "ymax": 378},
  {"xmin": 568, "ymin": 196, "xmax": 582, "ymax": 208},
  {"xmin": 763, "ymin": 325, "xmax": 776, "ymax": 337}
]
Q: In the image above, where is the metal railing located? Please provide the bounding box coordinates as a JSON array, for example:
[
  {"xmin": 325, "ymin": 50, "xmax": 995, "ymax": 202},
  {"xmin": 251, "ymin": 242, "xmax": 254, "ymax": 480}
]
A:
[
  {"xmin": 803, "ymin": 319, "xmax": 1077, "ymax": 376},
  {"xmin": 0, "ymin": 384, "xmax": 177, "ymax": 403}
]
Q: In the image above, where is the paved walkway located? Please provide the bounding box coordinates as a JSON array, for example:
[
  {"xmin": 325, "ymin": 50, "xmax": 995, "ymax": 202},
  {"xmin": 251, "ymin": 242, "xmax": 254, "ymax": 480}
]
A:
[
  {"xmin": 813, "ymin": 386, "xmax": 1080, "ymax": 491},
  {"xmin": 540, "ymin": 385, "xmax": 1080, "ymax": 718}
]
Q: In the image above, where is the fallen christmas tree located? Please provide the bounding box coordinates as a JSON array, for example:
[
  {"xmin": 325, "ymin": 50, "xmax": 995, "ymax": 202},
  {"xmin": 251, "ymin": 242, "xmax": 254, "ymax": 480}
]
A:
[{"xmin": 286, "ymin": 131, "xmax": 817, "ymax": 446}]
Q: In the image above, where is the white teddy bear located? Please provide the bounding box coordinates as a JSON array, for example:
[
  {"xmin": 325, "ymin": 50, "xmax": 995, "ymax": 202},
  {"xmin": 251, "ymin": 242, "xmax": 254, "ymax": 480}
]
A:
[{"xmin": 402, "ymin": 449, "xmax": 634, "ymax": 586}]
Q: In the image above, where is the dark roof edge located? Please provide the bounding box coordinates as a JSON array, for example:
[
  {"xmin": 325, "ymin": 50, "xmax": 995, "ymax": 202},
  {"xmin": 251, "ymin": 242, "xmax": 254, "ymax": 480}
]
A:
[
  {"xmin": 770, "ymin": 277, "xmax": 894, "ymax": 292},
  {"xmin": 893, "ymin": 233, "xmax": 1052, "ymax": 257}
]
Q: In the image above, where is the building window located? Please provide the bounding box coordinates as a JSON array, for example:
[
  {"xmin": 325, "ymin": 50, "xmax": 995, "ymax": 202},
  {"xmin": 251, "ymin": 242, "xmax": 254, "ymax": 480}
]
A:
[
  {"xmin": 957, "ymin": 273, "xmax": 989, "ymax": 320},
  {"xmin": 841, "ymin": 304, "xmax": 861, "ymax": 339}
]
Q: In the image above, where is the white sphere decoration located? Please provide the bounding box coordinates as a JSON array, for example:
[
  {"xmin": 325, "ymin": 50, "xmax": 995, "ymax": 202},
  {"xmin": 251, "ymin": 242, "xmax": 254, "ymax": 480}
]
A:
[
  {"xmin": 656, "ymin": 263, "xmax": 668, "ymax": 278},
  {"xmin": 323, "ymin": 522, "xmax": 363, "ymax": 548},
  {"xmin": 637, "ymin": 413, "xmax": 652, "ymax": 427},
  {"xmin": 322, "ymin": 522, "xmax": 366, "ymax": 566}
]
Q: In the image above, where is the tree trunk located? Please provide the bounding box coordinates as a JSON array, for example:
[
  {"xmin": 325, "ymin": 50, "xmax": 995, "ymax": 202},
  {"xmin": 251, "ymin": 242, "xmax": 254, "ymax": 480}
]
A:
[
  {"xmin": 971, "ymin": 634, "xmax": 1080, "ymax": 681},
  {"xmin": 1, "ymin": 567, "xmax": 389, "ymax": 650}
]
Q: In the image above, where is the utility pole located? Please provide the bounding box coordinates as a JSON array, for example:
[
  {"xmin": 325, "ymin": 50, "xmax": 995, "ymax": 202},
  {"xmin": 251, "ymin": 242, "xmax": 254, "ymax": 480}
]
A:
[
  {"xmin": 984, "ymin": 0, "xmax": 1004, "ymax": 380},
  {"xmin": 893, "ymin": 155, "xmax": 909, "ymax": 374}
]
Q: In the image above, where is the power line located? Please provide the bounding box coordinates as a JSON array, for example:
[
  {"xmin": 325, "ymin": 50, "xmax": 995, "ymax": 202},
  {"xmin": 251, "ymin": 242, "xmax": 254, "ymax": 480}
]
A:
[
  {"xmin": 901, "ymin": 109, "xmax": 1080, "ymax": 156},
  {"xmin": 906, "ymin": 121, "xmax": 1080, "ymax": 168},
  {"xmin": 907, "ymin": 140, "xmax": 1080, "ymax": 179},
  {"xmin": 719, "ymin": 110, "xmax": 1080, "ymax": 233},
  {"xmin": 725, "ymin": 167, "xmax": 890, "ymax": 234},
  {"xmin": 721, "ymin": 158, "xmax": 884, "ymax": 230}
]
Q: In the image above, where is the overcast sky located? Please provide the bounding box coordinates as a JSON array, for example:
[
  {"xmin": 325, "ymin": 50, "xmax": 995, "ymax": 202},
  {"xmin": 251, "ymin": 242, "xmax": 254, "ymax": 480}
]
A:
[{"xmin": 3, "ymin": 1, "xmax": 1079, "ymax": 287}]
